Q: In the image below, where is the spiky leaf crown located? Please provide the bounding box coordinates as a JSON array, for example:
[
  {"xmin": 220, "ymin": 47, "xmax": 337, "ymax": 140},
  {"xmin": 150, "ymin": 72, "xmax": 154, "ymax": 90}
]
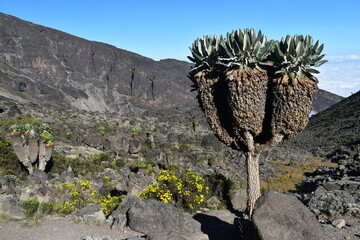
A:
[
  {"xmin": 188, "ymin": 30, "xmax": 327, "ymax": 79},
  {"xmin": 273, "ymin": 35, "xmax": 327, "ymax": 78},
  {"xmin": 188, "ymin": 35, "xmax": 223, "ymax": 71},
  {"xmin": 221, "ymin": 28, "xmax": 274, "ymax": 70}
]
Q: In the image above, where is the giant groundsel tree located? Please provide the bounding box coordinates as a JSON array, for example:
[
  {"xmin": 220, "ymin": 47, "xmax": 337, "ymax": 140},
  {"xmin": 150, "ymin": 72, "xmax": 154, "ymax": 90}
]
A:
[
  {"xmin": 9, "ymin": 123, "xmax": 54, "ymax": 173},
  {"xmin": 188, "ymin": 29, "xmax": 327, "ymax": 216}
]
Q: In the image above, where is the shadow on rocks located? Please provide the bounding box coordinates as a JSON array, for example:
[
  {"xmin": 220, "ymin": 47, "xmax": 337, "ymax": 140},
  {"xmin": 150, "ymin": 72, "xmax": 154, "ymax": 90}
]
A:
[{"xmin": 193, "ymin": 213, "xmax": 259, "ymax": 240}]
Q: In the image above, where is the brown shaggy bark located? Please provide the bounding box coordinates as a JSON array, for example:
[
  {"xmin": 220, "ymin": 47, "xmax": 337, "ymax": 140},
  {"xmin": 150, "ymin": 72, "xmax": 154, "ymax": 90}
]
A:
[
  {"xmin": 271, "ymin": 74, "xmax": 318, "ymax": 138},
  {"xmin": 226, "ymin": 69, "xmax": 268, "ymax": 145},
  {"xmin": 194, "ymin": 69, "xmax": 235, "ymax": 146}
]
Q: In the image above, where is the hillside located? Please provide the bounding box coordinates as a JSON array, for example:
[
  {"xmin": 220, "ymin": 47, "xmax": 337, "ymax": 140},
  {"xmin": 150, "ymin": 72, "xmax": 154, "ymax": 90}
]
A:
[
  {"xmin": 273, "ymin": 90, "xmax": 360, "ymax": 159},
  {"xmin": 0, "ymin": 12, "xmax": 342, "ymax": 115},
  {"xmin": 0, "ymin": 13, "xmax": 195, "ymax": 114},
  {"xmin": 312, "ymin": 89, "xmax": 344, "ymax": 113}
]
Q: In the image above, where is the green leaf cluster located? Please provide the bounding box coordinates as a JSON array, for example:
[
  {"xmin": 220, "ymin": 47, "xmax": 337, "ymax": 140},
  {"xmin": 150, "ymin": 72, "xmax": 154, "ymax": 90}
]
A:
[
  {"xmin": 9, "ymin": 123, "xmax": 55, "ymax": 145},
  {"xmin": 221, "ymin": 29, "xmax": 274, "ymax": 70},
  {"xmin": 188, "ymin": 28, "xmax": 327, "ymax": 77},
  {"xmin": 188, "ymin": 35, "xmax": 224, "ymax": 71},
  {"xmin": 273, "ymin": 35, "xmax": 327, "ymax": 78}
]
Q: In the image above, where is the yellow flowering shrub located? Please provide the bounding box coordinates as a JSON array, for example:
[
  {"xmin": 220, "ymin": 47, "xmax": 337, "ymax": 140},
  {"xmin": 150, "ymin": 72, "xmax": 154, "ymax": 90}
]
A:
[
  {"xmin": 140, "ymin": 169, "xmax": 208, "ymax": 211},
  {"xmin": 98, "ymin": 194, "xmax": 124, "ymax": 215},
  {"xmin": 53, "ymin": 179, "xmax": 124, "ymax": 216}
]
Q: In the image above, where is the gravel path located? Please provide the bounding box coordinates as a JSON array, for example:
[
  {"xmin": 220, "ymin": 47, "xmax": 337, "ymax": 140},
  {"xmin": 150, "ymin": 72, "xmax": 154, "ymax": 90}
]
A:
[
  {"xmin": 0, "ymin": 212, "xmax": 359, "ymax": 240},
  {"xmin": 321, "ymin": 216, "xmax": 360, "ymax": 240},
  {"xmin": 0, "ymin": 217, "xmax": 143, "ymax": 240}
]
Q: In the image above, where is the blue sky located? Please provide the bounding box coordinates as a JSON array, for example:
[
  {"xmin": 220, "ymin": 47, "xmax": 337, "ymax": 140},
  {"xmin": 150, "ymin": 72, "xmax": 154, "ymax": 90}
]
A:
[{"xmin": 1, "ymin": 0, "xmax": 359, "ymax": 97}]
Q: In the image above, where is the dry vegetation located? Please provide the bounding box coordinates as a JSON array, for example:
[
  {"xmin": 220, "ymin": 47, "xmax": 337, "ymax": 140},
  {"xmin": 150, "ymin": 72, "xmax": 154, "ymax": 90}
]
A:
[{"xmin": 260, "ymin": 157, "xmax": 338, "ymax": 193}]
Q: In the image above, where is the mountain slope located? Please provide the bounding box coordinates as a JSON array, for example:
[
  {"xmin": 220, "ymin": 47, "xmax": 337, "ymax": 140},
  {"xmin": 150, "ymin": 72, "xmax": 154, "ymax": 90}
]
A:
[
  {"xmin": 312, "ymin": 89, "xmax": 344, "ymax": 113},
  {"xmin": 0, "ymin": 13, "xmax": 195, "ymax": 113},
  {"xmin": 278, "ymin": 90, "xmax": 360, "ymax": 158}
]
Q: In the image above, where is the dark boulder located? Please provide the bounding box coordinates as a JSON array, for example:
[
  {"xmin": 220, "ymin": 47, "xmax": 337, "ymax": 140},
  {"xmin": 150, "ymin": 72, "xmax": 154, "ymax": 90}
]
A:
[
  {"xmin": 110, "ymin": 195, "xmax": 204, "ymax": 239},
  {"xmin": 26, "ymin": 170, "xmax": 48, "ymax": 185},
  {"xmin": 106, "ymin": 132, "xmax": 131, "ymax": 156},
  {"xmin": 0, "ymin": 194, "xmax": 26, "ymax": 220},
  {"xmin": 70, "ymin": 203, "xmax": 106, "ymax": 223},
  {"xmin": 252, "ymin": 191, "xmax": 324, "ymax": 240},
  {"xmin": 128, "ymin": 139, "xmax": 142, "ymax": 154}
]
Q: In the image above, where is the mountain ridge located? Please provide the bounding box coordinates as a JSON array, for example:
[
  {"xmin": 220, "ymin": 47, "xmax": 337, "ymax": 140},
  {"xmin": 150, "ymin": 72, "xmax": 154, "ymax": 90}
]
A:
[{"xmin": 0, "ymin": 12, "xmax": 195, "ymax": 114}]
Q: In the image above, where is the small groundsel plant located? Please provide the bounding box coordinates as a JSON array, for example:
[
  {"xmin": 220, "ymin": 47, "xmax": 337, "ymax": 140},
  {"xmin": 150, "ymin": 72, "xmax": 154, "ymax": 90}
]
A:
[
  {"xmin": 9, "ymin": 123, "xmax": 55, "ymax": 173},
  {"xmin": 140, "ymin": 169, "xmax": 208, "ymax": 211},
  {"xmin": 53, "ymin": 179, "xmax": 124, "ymax": 216},
  {"xmin": 130, "ymin": 126, "xmax": 142, "ymax": 136}
]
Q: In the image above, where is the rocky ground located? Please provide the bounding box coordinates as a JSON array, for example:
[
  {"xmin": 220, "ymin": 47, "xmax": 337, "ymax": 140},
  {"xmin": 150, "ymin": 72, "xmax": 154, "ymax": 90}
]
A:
[
  {"xmin": 0, "ymin": 202, "xmax": 359, "ymax": 240},
  {"xmin": 0, "ymin": 98, "xmax": 359, "ymax": 239}
]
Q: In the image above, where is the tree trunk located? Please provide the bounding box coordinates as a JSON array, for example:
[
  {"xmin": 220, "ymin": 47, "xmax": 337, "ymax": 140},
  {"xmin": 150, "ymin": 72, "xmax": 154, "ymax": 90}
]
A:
[
  {"xmin": 27, "ymin": 129, "xmax": 39, "ymax": 164},
  {"xmin": 38, "ymin": 142, "xmax": 53, "ymax": 171},
  {"xmin": 11, "ymin": 135, "xmax": 34, "ymax": 173},
  {"xmin": 246, "ymin": 151, "xmax": 261, "ymax": 217}
]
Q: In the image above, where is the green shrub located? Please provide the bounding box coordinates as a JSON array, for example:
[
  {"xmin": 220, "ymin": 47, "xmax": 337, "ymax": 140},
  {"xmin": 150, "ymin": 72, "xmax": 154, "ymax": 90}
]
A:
[
  {"xmin": 39, "ymin": 202, "xmax": 56, "ymax": 215},
  {"xmin": 59, "ymin": 118, "xmax": 73, "ymax": 124},
  {"xmin": 16, "ymin": 116, "xmax": 42, "ymax": 126},
  {"xmin": 129, "ymin": 157, "xmax": 155, "ymax": 174},
  {"xmin": 204, "ymin": 173, "xmax": 236, "ymax": 209},
  {"xmin": 94, "ymin": 123, "xmax": 115, "ymax": 134},
  {"xmin": 0, "ymin": 136, "xmax": 27, "ymax": 179},
  {"xmin": 98, "ymin": 176, "xmax": 116, "ymax": 196},
  {"xmin": 23, "ymin": 199, "xmax": 40, "ymax": 217},
  {"xmin": 49, "ymin": 150, "xmax": 126, "ymax": 177},
  {"xmin": 114, "ymin": 157, "xmax": 126, "ymax": 168},
  {"xmin": 49, "ymin": 152, "xmax": 106, "ymax": 176},
  {"xmin": 93, "ymin": 152, "xmax": 112, "ymax": 165},
  {"xmin": 178, "ymin": 144, "xmax": 190, "ymax": 152}
]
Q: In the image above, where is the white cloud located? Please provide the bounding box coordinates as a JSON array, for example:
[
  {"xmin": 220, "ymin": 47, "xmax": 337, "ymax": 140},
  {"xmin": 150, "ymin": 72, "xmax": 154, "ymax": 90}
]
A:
[
  {"xmin": 326, "ymin": 54, "xmax": 360, "ymax": 62},
  {"xmin": 317, "ymin": 55, "xmax": 360, "ymax": 97}
]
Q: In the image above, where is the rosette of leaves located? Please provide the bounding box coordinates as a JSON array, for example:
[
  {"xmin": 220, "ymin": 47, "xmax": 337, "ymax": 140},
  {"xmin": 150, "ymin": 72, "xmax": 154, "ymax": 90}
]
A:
[
  {"xmin": 9, "ymin": 124, "xmax": 23, "ymax": 136},
  {"xmin": 38, "ymin": 123, "xmax": 55, "ymax": 146},
  {"xmin": 221, "ymin": 28, "xmax": 274, "ymax": 142},
  {"xmin": 188, "ymin": 35, "xmax": 234, "ymax": 146},
  {"xmin": 270, "ymin": 35, "xmax": 327, "ymax": 138}
]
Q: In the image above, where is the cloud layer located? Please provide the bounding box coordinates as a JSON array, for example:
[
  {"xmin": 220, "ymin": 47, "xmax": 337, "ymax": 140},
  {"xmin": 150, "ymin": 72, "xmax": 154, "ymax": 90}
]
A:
[{"xmin": 317, "ymin": 55, "xmax": 360, "ymax": 97}]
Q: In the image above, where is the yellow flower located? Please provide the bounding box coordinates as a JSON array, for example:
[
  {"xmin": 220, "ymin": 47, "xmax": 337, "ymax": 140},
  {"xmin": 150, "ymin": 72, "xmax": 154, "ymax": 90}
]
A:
[
  {"xmin": 175, "ymin": 182, "xmax": 183, "ymax": 191},
  {"xmin": 90, "ymin": 190, "xmax": 97, "ymax": 198},
  {"xmin": 195, "ymin": 194, "xmax": 205, "ymax": 204},
  {"xmin": 78, "ymin": 179, "xmax": 93, "ymax": 190}
]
